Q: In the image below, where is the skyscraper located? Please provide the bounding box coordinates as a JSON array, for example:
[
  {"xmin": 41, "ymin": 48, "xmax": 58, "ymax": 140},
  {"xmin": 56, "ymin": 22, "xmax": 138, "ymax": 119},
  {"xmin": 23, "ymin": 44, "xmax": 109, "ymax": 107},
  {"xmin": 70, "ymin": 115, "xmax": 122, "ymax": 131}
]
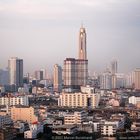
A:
[
  {"xmin": 110, "ymin": 60, "xmax": 118, "ymax": 74},
  {"xmin": 100, "ymin": 69, "xmax": 112, "ymax": 90},
  {"xmin": 8, "ymin": 57, "xmax": 23, "ymax": 87},
  {"xmin": 134, "ymin": 68, "xmax": 140, "ymax": 90},
  {"xmin": 53, "ymin": 64, "xmax": 62, "ymax": 92},
  {"xmin": 79, "ymin": 26, "xmax": 87, "ymax": 60},
  {"xmin": 63, "ymin": 26, "xmax": 88, "ymax": 89},
  {"xmin": 34, "ymin": 70, "xmax": 43, "ymax": 81}
]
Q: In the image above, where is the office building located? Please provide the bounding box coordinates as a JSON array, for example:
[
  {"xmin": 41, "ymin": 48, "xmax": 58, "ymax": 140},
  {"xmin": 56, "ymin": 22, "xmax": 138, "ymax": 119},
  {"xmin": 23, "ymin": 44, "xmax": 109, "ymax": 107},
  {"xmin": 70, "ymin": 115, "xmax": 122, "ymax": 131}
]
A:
[
  {"xmin": 110, "ymin": 60, "xmax": 118, "ymax": 75},
  {"xmin": 0, "ymin": 69, "xmax": 9, "ymax": 85},
  {"xmin": 8, "ymin": 57, "xmax": 23, "ymax": 87},
  {"xmin": 134, "ymin": 68, "xmax": 140, "ymax": 90},
  {"xmin": 100, "ymin": 69, "xmax": 112, "ymax": 90},
  {"xmin": 63, "ymin": 26, "xmax": 88, "ymax": 89},
  {"xmin": 53, "ymin": 64, "xmax": 62, "ymax": 92},
  {"xmin": 34, "ymin": 70, "xmax": 43, "ymax": 81},
  {"xmin": 63, "ymin": 58, "xmax": 88, "ymax": 89}
]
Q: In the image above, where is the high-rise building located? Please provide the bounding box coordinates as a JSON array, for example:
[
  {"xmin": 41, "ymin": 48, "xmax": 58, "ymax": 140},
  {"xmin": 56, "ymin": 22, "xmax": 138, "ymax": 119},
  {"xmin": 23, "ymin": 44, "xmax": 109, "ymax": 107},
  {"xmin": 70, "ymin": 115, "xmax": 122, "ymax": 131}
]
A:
[
  {"xmin": 134, "ymin": 68, "xmax": 140, "ymax": 90},
  {"xmin": 0, "ymin": 69, "xmax": 9, "ymax": 85},
  {"xmin": 79, "ymin": 26, "xmax": 87, "ymax": 60},
  {"xmin": 110, "ymin": 60, "xmax": 118, "ymax": 74},
  {"xmin": 53, "ymin": 64, "xmax": 62, "ymax": 92},
  {"xmin": 8, "ymin": 57, "xmax": 23, "ymax": 87},
  {"xmin": 63, "ymin": 58, "xmax": 88, "ymax": 89},
  {"xmin": 100, "ymin": 69, "xmax": 112, "ymax": 90},
  {"xmin": 34, "ymin": 70, "xmax": 43, "ymax": 81},
  {"xmin": 63, "ymin": 26, "xmax": 88, "ymax": 89}
]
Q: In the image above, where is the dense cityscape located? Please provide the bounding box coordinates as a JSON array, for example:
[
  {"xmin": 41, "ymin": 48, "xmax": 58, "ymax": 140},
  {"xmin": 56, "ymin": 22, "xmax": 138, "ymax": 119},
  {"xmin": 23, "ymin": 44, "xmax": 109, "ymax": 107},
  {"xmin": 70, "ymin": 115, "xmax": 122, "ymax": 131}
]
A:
[{"xmin": 0, "ymin": 25, "xmax": 140, "ymax": 140}]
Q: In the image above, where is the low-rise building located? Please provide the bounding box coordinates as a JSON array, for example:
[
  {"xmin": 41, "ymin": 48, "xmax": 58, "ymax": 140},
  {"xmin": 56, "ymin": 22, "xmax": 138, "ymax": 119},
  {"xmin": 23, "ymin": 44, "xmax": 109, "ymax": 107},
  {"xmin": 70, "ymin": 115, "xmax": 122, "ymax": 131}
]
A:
[
  {"xmin": 24, "ymin": 122, "xmax": 43, "ymax": 139},
  {"xmin": 100, "ymin": 120, "xmax": 124, "ymax": 136},
  {"xmin": 64, "ymin": 111, "xmax": 87, "ymax": 125},
  {"xmin": 14, "ymin": 120, "xmax": 29, "ymax": 133},
  {"xmin": 0, "ymin": 126, "xmax": 16, "ymax": 140},
  {"xmin": 52, "ymin": 125, "xmax": 77, "ymax": 135},
  {"xmin": 0, "ymin": 111, "xmax": 12, "ymax": 128},
  {"xmin": 0, "ymin": 115, "xmax": 12, "ymax": 128}
]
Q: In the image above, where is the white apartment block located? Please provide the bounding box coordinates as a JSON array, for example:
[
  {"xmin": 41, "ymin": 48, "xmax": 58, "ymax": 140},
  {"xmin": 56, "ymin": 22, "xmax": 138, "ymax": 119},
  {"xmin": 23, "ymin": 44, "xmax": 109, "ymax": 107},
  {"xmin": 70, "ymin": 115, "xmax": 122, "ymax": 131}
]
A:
[
  {"xmin": 100, "ymin": 120, "xmax": 124, "ymax": 136},
  {"xmin": 58, "ymin": 92, "xmax": 100, "ymax": 108},
  {"xmin": 0, "ymin": 96, "xmax": 29, "ymax": 106},
  {"xmin": 64, "ymin": 111, "xmax": 87, "ymax": 125},
  {"xmin": 129, "ymin": 96, "xmax": 140, "ymax": 105}
]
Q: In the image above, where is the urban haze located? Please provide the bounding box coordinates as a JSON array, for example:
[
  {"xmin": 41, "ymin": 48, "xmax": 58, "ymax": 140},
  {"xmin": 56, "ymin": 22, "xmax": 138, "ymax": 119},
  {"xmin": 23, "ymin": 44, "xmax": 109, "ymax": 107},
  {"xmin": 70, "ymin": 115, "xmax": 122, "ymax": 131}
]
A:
[{"xmin": 0, "ymin": 0, "xmax": 140, "ymax": 73}]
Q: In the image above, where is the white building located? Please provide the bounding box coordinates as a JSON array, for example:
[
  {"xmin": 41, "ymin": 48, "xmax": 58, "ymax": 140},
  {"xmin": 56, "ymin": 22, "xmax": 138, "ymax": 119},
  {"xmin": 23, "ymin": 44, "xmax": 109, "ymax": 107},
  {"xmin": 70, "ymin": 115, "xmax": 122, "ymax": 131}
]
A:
[
  {"xmin": 100, "ymin": 70, "xmax": 112, "ymax": 90},
  {"xmin": 58, "ymin": 91, "xmax": 100, "ymax": 108},
  {"xmin": 0, "ymin": 95, "xmax": 29, "ymax": 106},
  {"xmin": 80, "ymin": 85, "xmax": 96, "ymax": 94},
  {"xmin": 125, "ymin": 72, "xmax": 134, "ymax": 88},
  {"xmin": 24, "ymin": 122, "xmax": 43, "ymax": 139},
  {"xmin": 100, "ymin": 120, "xmax": 124, "ymax": 136},
  {"xmin": 129, "ymin": 96, "xmax": 140, "ymax": 105},
  {"xmin": 116, "ymin": 73, "xmax": 126, "ymax": 88},
  {"xmin": 64, "ymin": 111, "xmax": 87, "ymax": 125}
]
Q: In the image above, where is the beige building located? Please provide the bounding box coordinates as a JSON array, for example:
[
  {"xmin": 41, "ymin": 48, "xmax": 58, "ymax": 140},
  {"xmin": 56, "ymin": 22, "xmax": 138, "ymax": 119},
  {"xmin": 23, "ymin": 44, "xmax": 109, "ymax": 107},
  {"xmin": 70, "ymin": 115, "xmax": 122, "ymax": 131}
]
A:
[
  {"xmin": 11, "ymin": 106, "xmax": 38, "ymax": 124},
  {"xmin": 53, "ymin": 64, "xmax": 62, "ymax": 92},
  {"xmin": 58, "ymin": 91, "xmax": 100, "ymax": 108},
  {"xmin": 134, "ymin": 68, "xmax": 140, "ymax": 90}
]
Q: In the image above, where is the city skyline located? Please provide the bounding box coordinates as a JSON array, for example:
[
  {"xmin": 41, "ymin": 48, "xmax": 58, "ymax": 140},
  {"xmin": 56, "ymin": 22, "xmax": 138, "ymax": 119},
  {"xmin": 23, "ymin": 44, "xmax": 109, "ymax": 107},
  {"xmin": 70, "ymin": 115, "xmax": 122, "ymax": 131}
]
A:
[{"xmin": 0, "ymin": 0, "xmax": 140, "ymax": 73}]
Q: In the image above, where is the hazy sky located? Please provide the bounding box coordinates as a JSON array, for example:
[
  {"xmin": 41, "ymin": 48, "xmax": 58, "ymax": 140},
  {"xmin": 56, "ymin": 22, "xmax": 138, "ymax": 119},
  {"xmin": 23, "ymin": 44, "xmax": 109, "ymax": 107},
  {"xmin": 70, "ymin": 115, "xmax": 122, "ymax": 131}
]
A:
[{"xmin": 0, "ymin": 0, "xmax": 140, "ymax": 74}]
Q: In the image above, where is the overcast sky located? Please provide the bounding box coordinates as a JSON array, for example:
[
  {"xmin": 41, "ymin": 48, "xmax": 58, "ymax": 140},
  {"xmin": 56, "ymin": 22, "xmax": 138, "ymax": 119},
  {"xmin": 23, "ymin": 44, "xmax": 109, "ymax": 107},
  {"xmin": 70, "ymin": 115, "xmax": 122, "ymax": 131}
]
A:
[{"xmin": 0, "ymin": 0, "xmax": 140, "ymax": 74}]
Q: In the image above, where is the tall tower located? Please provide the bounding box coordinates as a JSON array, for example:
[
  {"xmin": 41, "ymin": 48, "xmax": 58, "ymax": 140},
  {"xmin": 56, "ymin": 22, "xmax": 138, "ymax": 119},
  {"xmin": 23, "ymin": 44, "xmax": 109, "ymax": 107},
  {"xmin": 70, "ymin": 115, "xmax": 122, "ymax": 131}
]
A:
[
  {"xmin": 79, "ymin": 26, "xmax": 87, "ymax": 60},
  {"xmin": 53, "ymin": 64, "xmax": 62, "ymax": 92},
  {"xmin": 110, "ymin": 60, "xmax": 118, "ymax": 75},
  {"xmin": 134, "ymin": 68, "xmax": 140, "ymax": 90},
  {"xmin": 8, "ymin": 57, "xmax": 23, "ymax": 87}
]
